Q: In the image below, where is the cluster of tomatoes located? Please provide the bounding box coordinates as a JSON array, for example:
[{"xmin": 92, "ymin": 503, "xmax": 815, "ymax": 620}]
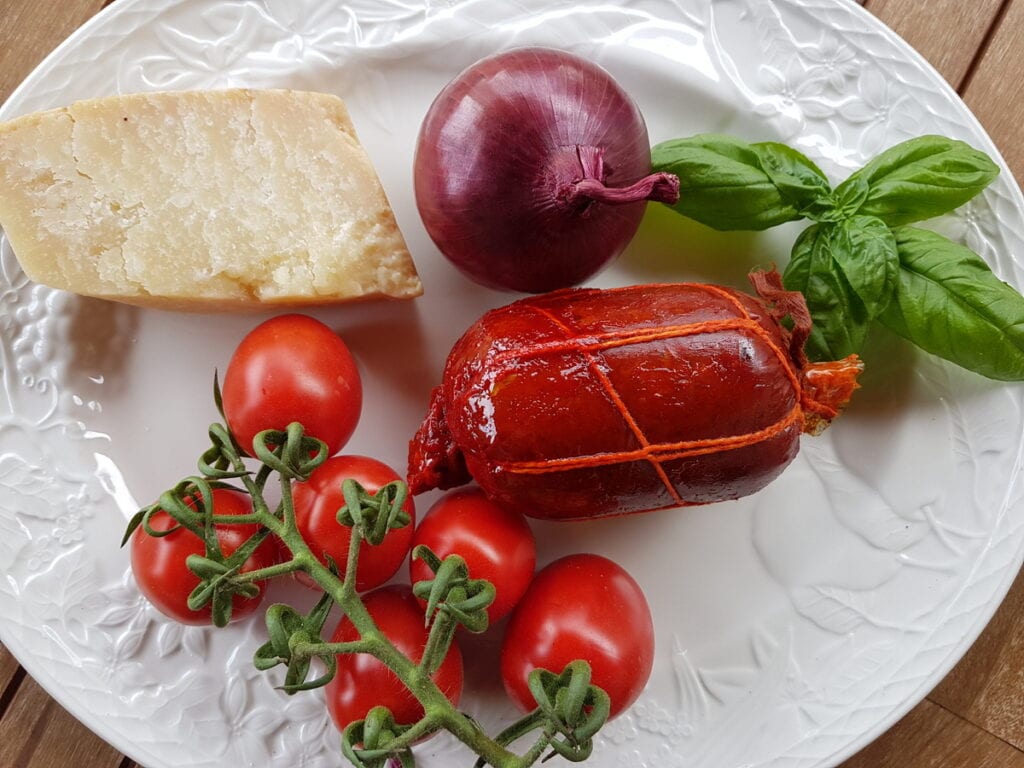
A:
[{"xmin": 129, "ymin": 314, "xmax": 655, "ymax": 735}]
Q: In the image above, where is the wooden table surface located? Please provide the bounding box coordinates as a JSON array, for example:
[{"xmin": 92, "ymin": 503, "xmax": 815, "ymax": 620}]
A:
[{"xmin": 2, "ymin": 0, "xmax": 1024, "ymax": 766}]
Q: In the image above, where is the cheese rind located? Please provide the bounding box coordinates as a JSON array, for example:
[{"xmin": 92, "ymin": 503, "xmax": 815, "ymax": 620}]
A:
[{"xmin": 0, "ymin": 89, "xmax": 423, "ymax": 310}]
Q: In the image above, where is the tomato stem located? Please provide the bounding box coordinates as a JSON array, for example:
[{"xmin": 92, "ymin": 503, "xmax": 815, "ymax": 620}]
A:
[
  {"xmin": 342, "ymin": 525, "xmax": 363, "ymax": 599},
  {"xmin": 292, "ymin": 639, "xmax": 378, "ymax": 657},
  {"xmin": 439, "ymin": 708, "xmax": 537, "ymax": 768},
  {"xmin": 231, "ymin": 559, "xmax": 302, "ymax": 584},
  {"xmin": 278, "ymin": 464, "xmax": 300, "ymax": 535},
  {"xmin": 520, "ymin": 729, "xmax": 556, "ymax": 766},
  {"xmin": 380, "ymin": 714, "xmax": 442, "ymax": 748},
  {"xmin": 208, "ymin": 513, "xmax": 271, "ymax": 526},
  {"xmin": 418, "ymin": 610, "xmax": 457, "ymax": 677}
]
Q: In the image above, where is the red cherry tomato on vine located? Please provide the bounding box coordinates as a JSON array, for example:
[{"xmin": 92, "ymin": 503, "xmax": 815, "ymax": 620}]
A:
[
  {"xmin": 326, "ymin": 585, "xmax": 463, "ymax": 730},
  {"xmin": 500, "ymin": 554, "xmax": 654, "ymax": 719},
  {"xmin": 221, "ymin": 314, "xmax": 362, "ymax": 457},
  {"xmin": 292, "ymin": 455, "xmax": 415, "ymax": 592},
  {"xmin": 130, "ymin": 488, "xmax": 277, "ymax": 626},
  {"xmin": 409, "ymin": 487, "xmax": 535, "ymax": 623}
]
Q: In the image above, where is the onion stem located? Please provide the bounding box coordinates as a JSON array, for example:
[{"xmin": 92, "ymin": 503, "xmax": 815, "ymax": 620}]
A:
[
  {"xmin": 570, "ymin": 172, "xmax": 680, "ymax": 205},
  {"xmin": 564, "ymin": 144, "xmax": 680, "ymax": 207}
]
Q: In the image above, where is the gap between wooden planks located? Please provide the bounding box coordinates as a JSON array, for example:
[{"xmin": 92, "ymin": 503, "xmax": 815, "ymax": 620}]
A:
[{"xmin": 1, "ymin": 0, "xmax": 1024, "ymax": 767}]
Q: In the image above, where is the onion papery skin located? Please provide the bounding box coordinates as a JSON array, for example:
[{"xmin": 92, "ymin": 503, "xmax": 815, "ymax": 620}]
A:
[{"xmin": 414, "ymin": 47, "xmax": 676, "ymax": 293}]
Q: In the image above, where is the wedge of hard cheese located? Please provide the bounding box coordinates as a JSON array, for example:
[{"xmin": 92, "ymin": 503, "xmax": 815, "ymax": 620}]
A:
[{"xmin": 0, "ymin": 89, "xmax": 422, "ymax": 310}]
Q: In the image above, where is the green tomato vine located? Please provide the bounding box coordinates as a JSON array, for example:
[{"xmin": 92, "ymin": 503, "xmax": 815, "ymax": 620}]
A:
[{"xmin": 123, "ymin": 409, "xmax": 610, "ymax": 768}]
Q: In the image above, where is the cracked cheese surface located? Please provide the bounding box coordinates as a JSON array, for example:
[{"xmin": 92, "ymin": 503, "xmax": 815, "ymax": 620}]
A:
[{"xmin": 0, "ymin": 89, "xmax": 423, "ymax": 310}]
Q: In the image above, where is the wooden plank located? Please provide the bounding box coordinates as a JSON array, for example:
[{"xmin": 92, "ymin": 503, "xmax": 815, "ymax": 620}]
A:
[
  {"xmin": 863, "ymin": 0, "xmax": 1005, "ymax": 88},
  {"xmin": 962, "ymin": 0, "xmax": 1024, "ymax": 183},
  {"xmin": 0, "ymin": 674, "xmax": 125, "ymax": 768},
  {"xmin": 839, "ymin": 698, "xmax": 1024, "ymax": 768},
  {"xmin": 929, "ymin": 566, "xmax": 1024, "ymax": 750},
  {"xmin": 0, "ymin": 0, "xmax": 107, "ymax": 105}
]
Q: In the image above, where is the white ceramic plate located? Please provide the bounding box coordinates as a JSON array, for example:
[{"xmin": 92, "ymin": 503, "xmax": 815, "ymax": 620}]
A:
[{"xmin": 2, "ymin": 1, "xmax": 1023, "ymax": 767}]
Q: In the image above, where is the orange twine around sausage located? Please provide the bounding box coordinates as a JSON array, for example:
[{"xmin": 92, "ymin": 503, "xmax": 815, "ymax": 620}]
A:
[{"xmin": 482, "ymin": 271, "xmax": 861, "ymax": 505}]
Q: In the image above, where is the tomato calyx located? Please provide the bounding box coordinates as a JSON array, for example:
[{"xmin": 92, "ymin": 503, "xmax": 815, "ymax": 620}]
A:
[
  {"xmin": 477, "ymin": 661, "xmax": 610, "ymax": 768},
  {"xmin": 409, "ymin": 544, "xmax": 497, "ymax": 682},
  {"xmin": 412, "ymin": 545, "xmax": 496, "ymax": 635},
  {"xmin": 336, "ymin": 477, "xmax": 412, "ymax": 546},
  {"xmin": 342, "ymin": 706, "xmax": 423, "ymax": 768},
  {"xmin": 527, "ymin": 662, "xmax": 610, "ymax": 762},
  {"xmin": 254, "ymin": 591, "xmax": 340, "ymax": 693}
]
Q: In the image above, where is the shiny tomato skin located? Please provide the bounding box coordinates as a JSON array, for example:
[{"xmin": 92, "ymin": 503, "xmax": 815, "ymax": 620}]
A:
[
  {"xmin": 293, "ymin": 455, "xmax": 416, "ymax": 592},
  {"xmin": 409, "ymin": 487, "xmax": 535, "ymax": 623},
  {"xmin": 222, "ymin": 314, "xmax": 362, "ymax": 457},
  {"xmin": 500, "ymin": 554, "xmax": 654, "ymax": 719},
  {"xmin": 326, "ymin": 585, "xmax": 463, "ymax": 730},
  {"xmin": 130, "ymin": 488, "xmax": 277, "ymax": 626}
]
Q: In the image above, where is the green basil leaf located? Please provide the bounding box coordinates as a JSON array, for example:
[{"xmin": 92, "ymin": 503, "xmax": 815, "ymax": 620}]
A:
[
  {"xmin": 836, "ymin": 135, "xmax": 999, "ymax": 226},
  {"xmin": 879, "ymin": 226, "xmax": 1024, "ymax": 380},
  {"xmin": 651, "ymin": 134, "xmax": 806, "ymax": 230},
  {"xmin": 828, "ymin": 215, "xmax": 899, "ymax": 320},
  {"xmin": 783, "ymin": 223, "xmax": 871, "ymax": 361},
  {"xmin": 751, "ymin": 141, "xmax": 832, "ymax": 216}
]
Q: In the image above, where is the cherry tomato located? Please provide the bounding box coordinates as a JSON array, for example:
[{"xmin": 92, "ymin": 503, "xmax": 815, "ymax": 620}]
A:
[
  {"xmin": 293, "ymin": 455, "xmax": 415, "ymax": 592},
  {"xmin": 409, "ymin": 487, "xmax": 535, "ymax": 623},
  {"xmin": 500, "ymin": 554, "xmax": 654, "ymax": 719},
  {"xmin": 221, "ymin": 314, "xmax": 362, "ymax": 457},
  {"xmin": 326, "ymin": 585, "xmax": 463, "ymax": 730},
  {"xmin": 130, "ymin": 488, "xmax": 277, "ymax": 626}
]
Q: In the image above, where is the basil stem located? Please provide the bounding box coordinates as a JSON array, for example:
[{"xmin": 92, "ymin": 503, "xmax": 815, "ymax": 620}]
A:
[{"xmin": 879, "ymin": 227, "xmax": 1024, "ymax": 380}]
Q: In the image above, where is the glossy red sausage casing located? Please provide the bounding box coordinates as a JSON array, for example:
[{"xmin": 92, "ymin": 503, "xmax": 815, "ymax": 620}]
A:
[{"xmin": 408, "ymin": 272, "xmax": 860, "ymax": 520}]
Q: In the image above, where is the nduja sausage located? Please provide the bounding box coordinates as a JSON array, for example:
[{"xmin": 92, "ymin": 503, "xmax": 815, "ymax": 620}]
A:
[{"xmin": 408, "ymin": 270, "xmax": 861, "ymax": 520}]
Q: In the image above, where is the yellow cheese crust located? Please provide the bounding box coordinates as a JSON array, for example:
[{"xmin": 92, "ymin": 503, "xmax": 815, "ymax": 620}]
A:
[{"xmin": 0, "ymin": 89, "xmax": 423, "ymax": 310}]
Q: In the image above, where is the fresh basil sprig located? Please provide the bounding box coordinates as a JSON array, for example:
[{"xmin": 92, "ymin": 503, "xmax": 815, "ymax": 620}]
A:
[{"xmin": 651, "ymin": 134, "xmax": 1014, "ymax": 378}]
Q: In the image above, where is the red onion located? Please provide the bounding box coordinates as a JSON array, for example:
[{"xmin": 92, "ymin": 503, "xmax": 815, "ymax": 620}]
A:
[{"xmin": 414, "ymin": 47, "xmax": 679, "ymax": 293}]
